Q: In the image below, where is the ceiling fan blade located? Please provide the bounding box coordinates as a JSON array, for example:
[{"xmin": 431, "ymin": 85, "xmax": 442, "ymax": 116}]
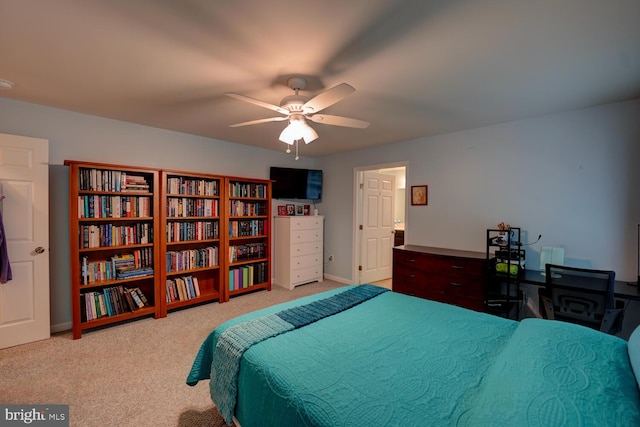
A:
[
  {"xmin": 302, "ymin": 83, "xmax": 355, "ymax": 114},
  {"xmin": 307, "ymin": 114, "xmax": 370, "ymax": 129},
  {"xmin": 229, "ymin": 117, "xmax": 288, "ymax": 127},
  {"xmin": 226, "ymin": 92, "xmax": 290, "ymax": 115}
]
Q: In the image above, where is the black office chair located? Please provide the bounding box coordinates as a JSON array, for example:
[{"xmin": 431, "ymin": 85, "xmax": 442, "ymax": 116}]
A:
[{"xmin": 538, "ymin": 264, "xmax": 624, "ymax": 335}]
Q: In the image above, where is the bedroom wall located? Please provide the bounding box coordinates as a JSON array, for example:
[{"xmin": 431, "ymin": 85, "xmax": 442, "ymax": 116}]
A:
[
  {"xmin": 317, "ymin": 98, "xmax": 640, "ymax": 284},
  {"xmin": 2, "ymin": 96, "xmax": 639, "ymax": 334},
  {"xmin": 0, "ymin": 97, "xmax": 316, "ymax": 331}
]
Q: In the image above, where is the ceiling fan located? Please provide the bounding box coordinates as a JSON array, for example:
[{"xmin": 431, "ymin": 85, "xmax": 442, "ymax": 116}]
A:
[{"xmin": 226, "ymin": 77, "xmax": 370, "ymax": 146}]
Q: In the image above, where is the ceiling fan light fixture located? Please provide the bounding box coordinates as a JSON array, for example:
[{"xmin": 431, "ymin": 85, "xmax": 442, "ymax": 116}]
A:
[
  {"xmin": 278, "ymin": 125, "xmax": 297, "ymax": 145},
  {"xmin": 301, "ymin": 124, "xmax": 319, "ymax": 144},
  {"xmin": 278, "ymin": 115, "xmax": 318, "ymax": 145}
]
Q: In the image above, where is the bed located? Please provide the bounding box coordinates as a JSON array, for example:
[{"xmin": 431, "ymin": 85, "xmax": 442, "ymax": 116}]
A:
[{"xmin": 187, "ymin": 285, "xmax": 640, "ymax": 426}]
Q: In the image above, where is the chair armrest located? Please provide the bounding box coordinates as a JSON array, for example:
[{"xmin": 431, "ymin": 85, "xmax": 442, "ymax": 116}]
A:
[
  {"xmin": 600, "ymin": 308, "xmax": 624, "ymax": 335},
  {"xmin": 538, "ymin": 292, "xmax": 555, "ymax": 320}
]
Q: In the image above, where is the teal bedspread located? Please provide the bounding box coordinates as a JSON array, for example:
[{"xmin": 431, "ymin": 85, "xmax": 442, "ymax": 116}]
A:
[
  {"xmin": 187, "ymin": 286, "xmax": 640, "ymax": 426},
  {"xmin": 200, "ymin": 284, "xmax": 388, "ymax": 424}
]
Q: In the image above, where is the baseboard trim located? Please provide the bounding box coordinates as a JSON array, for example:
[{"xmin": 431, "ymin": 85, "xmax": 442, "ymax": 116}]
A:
[
  {"xmin": 322, "ymin": 274, "xmax": 352, "ymax": 285},
  {"xmin": 51, "ymin": 321, "xmax": 72, "ymax": 334}
]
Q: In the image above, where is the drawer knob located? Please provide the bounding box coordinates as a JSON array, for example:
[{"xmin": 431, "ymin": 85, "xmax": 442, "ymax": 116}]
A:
[
  {"xmin": 449, "ymin": 282, "xmax": 463, "ymax": 287},
  {"xmin": 406, "ymin": 258, "xmax": 416, "ymax": 263},
  {"xmin": 408, "ymin": 274, "xmax": 416, "ymax": 278},
  {"xmin": 451, "ymin": 265, "xmax": 464, "ymax": 270}
]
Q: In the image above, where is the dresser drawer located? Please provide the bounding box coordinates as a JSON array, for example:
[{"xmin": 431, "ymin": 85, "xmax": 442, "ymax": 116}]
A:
[
  {"xmin": 291, "ymin": 265, "xmax": 322, "ymax": 285},
  {"xmin": 427, "ymin": 273, "xmax": 484, "ymax": 300},
  {"xmin": 291, "ymin": 253, "xmax": 322, "ymax": 270},
  {"xmin": 291, "ymin": 217, "xmax": 323, "ymax": 231},
  {"xmin": 393, "ymin": 264, "xmax": 431, "ymax": 286},
  {"xmin": 292, "ymin": 229, "xmax": 322, "ymax": 244},
  {"xmin": 433, "ymin": 257, "xmax": 484, "ymax": 278},
  {"xmin": 394, "ymin": 251, "xmax": 484, "ymax": 278},
  {"xmin": 292, "ymin": 241, "xmax": 322, "ymax": 257}
]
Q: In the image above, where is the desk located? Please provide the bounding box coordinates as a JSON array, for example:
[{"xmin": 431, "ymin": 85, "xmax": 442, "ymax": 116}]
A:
[{"xmin": 521, "ymin": 269, "xmax": 640, "ymax": 301}]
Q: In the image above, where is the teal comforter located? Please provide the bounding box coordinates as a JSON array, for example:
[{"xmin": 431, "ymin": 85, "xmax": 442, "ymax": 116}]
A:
[{"xmin": 187, "ymin": 286, "xmax": 640, "ymax": 426}]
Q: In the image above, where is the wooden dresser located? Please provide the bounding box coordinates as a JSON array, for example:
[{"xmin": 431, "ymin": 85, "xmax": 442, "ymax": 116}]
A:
[{"xmin": 393, "ymin": 245, "xmax": 487, "ymax": 311}]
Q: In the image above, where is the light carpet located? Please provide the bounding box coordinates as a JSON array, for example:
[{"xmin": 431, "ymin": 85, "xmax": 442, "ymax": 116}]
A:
[{"xmin": 0, "ymin": 280, "xmax": 346, "ymax": 427}]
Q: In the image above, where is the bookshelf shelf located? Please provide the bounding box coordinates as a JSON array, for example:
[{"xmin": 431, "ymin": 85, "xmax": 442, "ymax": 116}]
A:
[
  {"xmin": 166, "ymin": 265, "xmax": 220, "ymax": 276},
  {"xmin": 80, "ymin": 306, "xmax": 156, "ymax": 330},
  {"xmin": 78, "ymin": 275, "xmax": 155, "ymax": 289}
]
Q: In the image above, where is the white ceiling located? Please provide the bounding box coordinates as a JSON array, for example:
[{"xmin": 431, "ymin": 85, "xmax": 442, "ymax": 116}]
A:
[{"xmin": 1, "ymin": 0, "xmax": 639, "ymax": 157}]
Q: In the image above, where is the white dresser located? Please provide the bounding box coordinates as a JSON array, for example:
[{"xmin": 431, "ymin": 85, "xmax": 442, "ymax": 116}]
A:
[{"xmin": 274, "ymin": 215, "xmax": 324, "ymax": 290}]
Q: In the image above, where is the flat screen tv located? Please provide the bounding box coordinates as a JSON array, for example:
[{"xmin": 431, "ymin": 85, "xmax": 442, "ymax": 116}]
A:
[{"xmin": 270, "ymin": 167, "xmax": 323, "ymax": 201}]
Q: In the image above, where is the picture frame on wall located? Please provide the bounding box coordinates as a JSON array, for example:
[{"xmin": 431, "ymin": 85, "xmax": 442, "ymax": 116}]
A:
[
  {"xmin": 411, "ymin": 185, "xmax": 428, "ymax": 206},
  {"xmin": 286, "ymin": 204, "xmax": 295, "ymax": 216},
  {"xmin": 277, "ymin": 205, "xmax": 287, "ymax": 216}
]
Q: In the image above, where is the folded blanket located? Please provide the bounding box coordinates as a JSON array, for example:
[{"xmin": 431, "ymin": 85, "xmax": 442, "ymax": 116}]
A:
[{"xmin": 206, "ymin": 284, "xmax": 389, "ymax": 424}]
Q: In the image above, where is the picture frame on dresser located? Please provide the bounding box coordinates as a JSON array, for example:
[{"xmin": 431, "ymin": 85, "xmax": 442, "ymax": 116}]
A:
[{"xmin": 277, "ymin": 205, "xmax": 287, "ymax": 216}]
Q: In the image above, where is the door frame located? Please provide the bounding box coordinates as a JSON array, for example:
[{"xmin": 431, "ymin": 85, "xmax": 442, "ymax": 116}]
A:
[{"xmin": 352, "ymin": 161, "xmax": 408, "ymax": 284}]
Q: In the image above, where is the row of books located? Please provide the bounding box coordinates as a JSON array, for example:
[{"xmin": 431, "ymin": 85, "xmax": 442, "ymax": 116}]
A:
[
  {"xmin": 81, "ymin": 286, "xmax": 149, "ymax": 321},
  {"xmin": 166, "ymin": 197, "xmax": 219, "ymax": 217},
  {"xmin": 79, "ymin": 223, "xmax": 152, "ymax": 248},
  {"xmin": 166, "ymin": 220, "xmax": 219, "ymax": 242},
  {"xmin": 79, "ymin": 168, "xmax": 151, "ymax": 192},
  {"xmin": 229, "ymin": 261, "xmax": 268, "ymax": 291},
  {"xmin": 229, "ymin": 200, "xmax": 267, "ymax": 217},
  {"xmin": 166, "ymin": 275, "xmax": 201, "ymax": 302},
  {"xmin": 166, "ymin": 177, "xmax": 219, "ymax": 196},
  {"xmin": 229, "ymin": 242, "xmax": 266, "ymax": 263},
  {"xmin": 78, "ymin": 195, "xmax": 151, "ymax": 219},
  {"xmin": 228, "ymin": 182, "xmax": 267, "ymax": 198},
  {"xmin": 228, "ymin": 219, "xmax": 265, "ymax": 238},
  {"xmin": 166, "ymin": 246, "xmax": 219, "ymax": 272},
  {"xmin": 81, "ymin": 249, "xmax": 153, "ymax": 284}
]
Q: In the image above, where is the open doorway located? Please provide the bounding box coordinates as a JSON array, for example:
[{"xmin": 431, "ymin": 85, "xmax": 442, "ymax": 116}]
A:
[{"xmin": 353, "ymin": 163, "xmax": 407, "ymax": 287}]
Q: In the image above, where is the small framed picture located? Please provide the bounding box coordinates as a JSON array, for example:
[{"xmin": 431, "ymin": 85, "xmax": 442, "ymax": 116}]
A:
[
  {"xmin": 411, "ymin": 185, "xmax": 428, "ymax": 206},
  {"xmin": 277, "ymin": 205, "xmax": 287, "ymax": 216},
  {"xmin": 303, "ymin": 204, "xmax": 311, "ymax": 215},
  {"xmin": 286, "ymin": 204, "xmax": 295, "ymax": 216},
  {"xmin": 296, "ymin": 205, "xmax": 304, "ymax": 215}
]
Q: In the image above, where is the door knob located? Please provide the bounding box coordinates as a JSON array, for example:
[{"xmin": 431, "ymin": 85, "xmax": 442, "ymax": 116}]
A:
[{"xmin": 34, "ymin": 247, "xmax": 45, "ymax": 254}]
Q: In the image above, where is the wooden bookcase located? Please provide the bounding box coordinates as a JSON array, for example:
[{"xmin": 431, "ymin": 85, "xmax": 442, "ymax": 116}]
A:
[
  {"xmin": 159, "ymin": 170, "xmax": 224, "ymax": 315},
  {"xmin": 65, "ymin": 161, "xmax": 161, "ymax": 339},
  {"xmin": 66, "ymin": 161, "xmax": 273, "ymax": 338},
  {"xmin": 224, "ymin": 176, "xmax": 272, "ymax": 299}
]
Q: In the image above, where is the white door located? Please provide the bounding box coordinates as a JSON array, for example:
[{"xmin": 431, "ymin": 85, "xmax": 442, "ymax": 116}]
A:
[
  {"xmin": 359, "ymin": 171, "xmax": 395, "ymax": 283},
  {"xmin": 0, "ymin": 133, "xmax": 50, "ymax": 349}
]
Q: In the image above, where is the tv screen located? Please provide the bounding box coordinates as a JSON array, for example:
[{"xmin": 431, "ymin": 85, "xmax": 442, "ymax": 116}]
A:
[{"xmin": 270, "ymin": 167, "xmax": 323, "ymax": 201}]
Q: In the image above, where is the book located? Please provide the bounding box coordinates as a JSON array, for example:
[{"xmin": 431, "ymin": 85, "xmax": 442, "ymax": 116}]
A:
[
  {"xmin": 127, "ymin": 287, "xmax": 145, "ymax": 308},
  {"xmin": 134, "ymin": 287, "xmax": 149, "ymax": 306}
]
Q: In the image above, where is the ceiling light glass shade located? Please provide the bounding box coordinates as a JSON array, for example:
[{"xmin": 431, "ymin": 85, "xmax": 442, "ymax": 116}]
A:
[{"xmin": 279, "ymin": 115, "xmax": 319, "ymax": 144}]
